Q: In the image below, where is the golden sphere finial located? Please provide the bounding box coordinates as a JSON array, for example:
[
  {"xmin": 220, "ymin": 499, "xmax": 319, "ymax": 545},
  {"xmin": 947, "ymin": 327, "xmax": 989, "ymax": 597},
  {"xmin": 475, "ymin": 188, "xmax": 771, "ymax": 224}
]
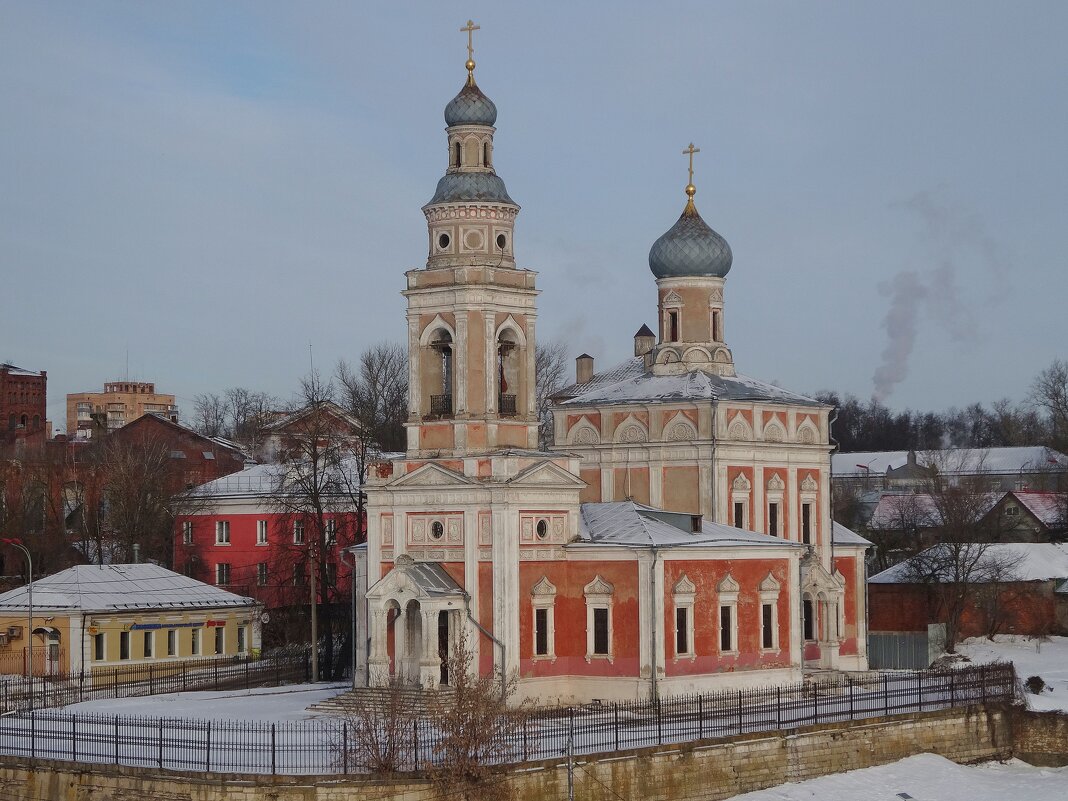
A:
[
  {"xmin": 466, "ymin": 58, "xmax": 476, "ymax": 72},
  {"xmin": 685, "ymin": 183, "xmax": 696, "ymax": 197}
]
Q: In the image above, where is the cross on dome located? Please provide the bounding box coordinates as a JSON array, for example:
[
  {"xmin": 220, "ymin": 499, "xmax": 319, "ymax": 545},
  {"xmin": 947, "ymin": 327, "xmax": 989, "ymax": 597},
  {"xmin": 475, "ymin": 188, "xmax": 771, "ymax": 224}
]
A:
[
  {"xmin": 682, "ymin": 142, "xmax": 700, "ymax": 210},
  {"xmin": 461, "ymin": 19, "xmax": 480, "ymax": 78}
]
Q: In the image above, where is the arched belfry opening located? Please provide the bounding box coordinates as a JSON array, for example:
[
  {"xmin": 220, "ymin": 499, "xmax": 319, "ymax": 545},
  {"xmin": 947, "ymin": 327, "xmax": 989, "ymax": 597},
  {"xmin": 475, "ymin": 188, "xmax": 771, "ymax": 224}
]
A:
[
  {"xmin": 497, "ymin": 330, "xmax": 520, "ymax": 417},
  {"xmin": 424, "ymin": 328, "xmax": 454, "ymax": 418},
  {"xmin": 452, "ymin": 141, "xmax": 461, "ymax": 168}
]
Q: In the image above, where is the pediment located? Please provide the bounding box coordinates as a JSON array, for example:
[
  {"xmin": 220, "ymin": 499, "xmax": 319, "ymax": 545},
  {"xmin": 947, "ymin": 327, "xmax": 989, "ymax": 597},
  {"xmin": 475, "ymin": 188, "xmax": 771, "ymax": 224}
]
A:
[
  {"xmin": 663, "ymin": 290, "xmax": 683, "ymax": 305},
  {"xmin": 759, "ymin": 572, "xmax": 781, "ymax": 593},
  {"xmin": 801, "ymin": 475, "xmax": 819, "ymax": 493},
  {"xmin": 673, "ymin": 574, "xmax": 696, "ymax": 597},
  {"xmin": 508, "ymin": 460, "xmax": 586, "ymax": 488},
  {"xmin": 767, "ymin": 474, "xmax": 785, "ymax": 492},
  {"xmin": 366, "ymin": 555, "xmax": 464, "ymax": 604},
  {"xmin": 531, "ymin": 576, "xmax": 558, "ymax": 597},
  {"xmin": 717, "ymin": 574, "xmax": 740, "ymax": 594},
  {"xmin": 583, "ymin": 575, "xmax": 615, "ymax": 598},
  {"xmin": 801, "ymin": 555, "xmax": 845, "ymax": 593},
  {"xmin": 389, "ymin": 462, "xmax": 475, "ymax": 488}
]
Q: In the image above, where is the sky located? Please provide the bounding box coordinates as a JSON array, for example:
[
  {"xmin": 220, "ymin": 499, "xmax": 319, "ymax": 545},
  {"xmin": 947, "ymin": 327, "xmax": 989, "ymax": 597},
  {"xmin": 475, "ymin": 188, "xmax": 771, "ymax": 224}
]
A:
[{"xmin": 2, "ymin": 2, "xmax": 1066, "ymax": 430}]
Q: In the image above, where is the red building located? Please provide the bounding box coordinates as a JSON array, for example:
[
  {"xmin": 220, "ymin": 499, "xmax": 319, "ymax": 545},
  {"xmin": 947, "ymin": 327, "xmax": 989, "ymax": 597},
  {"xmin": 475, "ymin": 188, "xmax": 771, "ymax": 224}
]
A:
[
  {"xmin": 1, "ymin": 363, "xmax": 47, "ymax": 444},
  {"xmin": 173, "ymin": 463, "xmax": 363, "ymax": 610}
]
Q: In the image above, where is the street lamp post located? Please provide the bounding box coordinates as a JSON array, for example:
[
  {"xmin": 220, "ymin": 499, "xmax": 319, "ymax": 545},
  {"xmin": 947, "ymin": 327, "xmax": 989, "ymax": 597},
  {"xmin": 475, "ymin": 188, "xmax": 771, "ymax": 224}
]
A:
[{"xmin": 1, "ymin": 538, "xmax": 33, "ymax": 711}]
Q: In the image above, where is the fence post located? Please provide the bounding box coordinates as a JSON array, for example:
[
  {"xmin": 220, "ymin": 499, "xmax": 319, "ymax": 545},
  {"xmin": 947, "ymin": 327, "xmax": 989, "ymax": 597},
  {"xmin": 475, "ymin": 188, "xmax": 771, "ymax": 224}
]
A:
[
  {"xmin": 342, "ymin": 721, "xmax": 348, "ymax": 774},
  {"xmin": 271, "ymin": 723, "xmax": 276, "ymax": 775},
  {"xmin": 114, "ymin": 716, "xmax": 119, "ymax": 764},
  {"xmin": 158, "ymin": 718, "xmax": 164, "ymax": 768},
  {"xmin": 30, "ymin": 713, "xmax": 35, "ymax": 761},
  {"xmin": 569, "ymin": 706, "xmax": 577, "ymax": 752},
  {"xmin": 849, "ymin": 680, "xmax": 855, "ymax": 720},
  {"xmin": 883, "ymin": 674, "xmax": 889, "ymax": 716},
  {"xmin": 614, "ymin": 704, "xmax": 620, "ymax": 752},
  {"xmin": 71, "ymin": 714, "xmax": 76, "ymax": 761},
  {"xmin": 698, "ymin": 695, "xmax": 704, "ymax": 740},
  {"xmin": 917, "ymin": 673, "xmax": 923, "ymax": 712},
  {"xmin": 949, "ymin": 670, "xmax": 955, "ymax": 706},
  {"xmin": 413, "ymin": 719, "xmax": 420, "ymax": 767},
  {"xmin": 737, "ymin": 691, "xmax": 744, "ymax": 735},
  {"xmin": 776, "ymin": 686, "xmax": 782, "ymax": 729},
  {"xmin": 657, "ymin": 699, "xmax": 663, "ymax": 745},
  {"xmin": 205, "ymin": 720, "xmax": 212, "ymax": 772},
  {"xmin": 812, "ymin": 683, "xmax": 819, "ymax": 726}
]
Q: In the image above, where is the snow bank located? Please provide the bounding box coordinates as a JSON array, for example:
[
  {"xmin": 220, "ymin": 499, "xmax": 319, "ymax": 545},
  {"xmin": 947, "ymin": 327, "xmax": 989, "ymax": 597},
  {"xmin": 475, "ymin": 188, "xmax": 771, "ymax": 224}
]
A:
[{"xmin": 957, "ymin": 635, "xmax": 1068, "ymax": 713}]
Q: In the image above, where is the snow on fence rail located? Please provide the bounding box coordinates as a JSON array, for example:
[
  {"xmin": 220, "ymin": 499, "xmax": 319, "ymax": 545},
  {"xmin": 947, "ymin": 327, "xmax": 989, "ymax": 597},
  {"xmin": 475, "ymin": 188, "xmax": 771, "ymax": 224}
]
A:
[
  {"xmin": 0, "ymin": 652, "xmax": 310, "ymax": 713},
  {"xmin": 0, "ymin": 663, "xmax": 1016, "ymax": 775}
]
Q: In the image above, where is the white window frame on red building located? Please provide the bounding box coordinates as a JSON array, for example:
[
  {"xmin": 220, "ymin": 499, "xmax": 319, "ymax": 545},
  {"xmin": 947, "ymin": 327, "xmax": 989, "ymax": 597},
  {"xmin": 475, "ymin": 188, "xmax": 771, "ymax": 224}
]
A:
[{"xmin": 584, "ymin": 575, "xmax": 614, "ymax": 663}]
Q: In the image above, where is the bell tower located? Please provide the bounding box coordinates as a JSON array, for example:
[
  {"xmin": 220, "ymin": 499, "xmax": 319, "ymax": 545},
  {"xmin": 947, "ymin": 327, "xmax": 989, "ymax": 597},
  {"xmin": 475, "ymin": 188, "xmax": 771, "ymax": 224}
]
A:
[{"xmin": 404, "ymin": 22, "xmax": 539, "ymax": 456}]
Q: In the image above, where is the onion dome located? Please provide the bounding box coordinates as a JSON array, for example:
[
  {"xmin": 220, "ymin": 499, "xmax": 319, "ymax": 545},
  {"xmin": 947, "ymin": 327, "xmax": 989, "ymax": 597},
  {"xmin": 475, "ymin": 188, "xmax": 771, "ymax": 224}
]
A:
[
  {"xmin": 426, "ymin": 172, "xmax": 516, "ymax": 206},
  {"xmin": 648, "ymin": 190, "xmax": 732, "ymax": 279},
  {"xmin": 444, "ymin": 75, "xmax": 497, "ymax": 127}
]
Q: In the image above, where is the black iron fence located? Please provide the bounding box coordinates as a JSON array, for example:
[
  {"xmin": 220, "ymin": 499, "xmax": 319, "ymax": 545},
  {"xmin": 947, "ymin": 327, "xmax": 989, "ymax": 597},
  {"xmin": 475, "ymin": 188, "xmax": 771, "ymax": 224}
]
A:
[
  {"xmin": 0, "ymin": 663, "xmax": 1016, "ymax": 776},
  {"xmin": 0, "ymin": 651, "xmax": 310, "ymax": 713}
]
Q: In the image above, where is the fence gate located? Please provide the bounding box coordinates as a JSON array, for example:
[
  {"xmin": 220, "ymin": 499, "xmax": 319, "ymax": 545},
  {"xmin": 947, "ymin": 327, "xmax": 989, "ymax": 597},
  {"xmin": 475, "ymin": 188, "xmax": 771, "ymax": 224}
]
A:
[{"xmin": 867, "ymin": 631, "xmax": 931, "ymax": 670}]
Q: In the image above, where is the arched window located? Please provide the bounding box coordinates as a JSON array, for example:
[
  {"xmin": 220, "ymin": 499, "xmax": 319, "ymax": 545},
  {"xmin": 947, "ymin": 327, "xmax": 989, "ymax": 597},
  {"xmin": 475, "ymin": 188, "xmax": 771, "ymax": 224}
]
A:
[
  {"xmin": 20, "ymin": 414, "xmax": 27, "ymax": 428},
  {"xmin": 430, "ymin": 330, "xmax": 453, "ymax": 417},
  {"xmin": 483, "ymin": 141, "xmax": 491, "ymax": 167},
  {"xmin": 668, "ymin": 310, "xmax": 679, "ymax": 342},
  {"xmin": 453, "ymin": 141, "xmax": 461, "ymax": 168},
  {"xmin": 497, "ymin": 331, "xmax": 518, "ymax": 416},
  {"xmin": 712, "ymin": 309, "xmax": 721, "ymax": 342}
]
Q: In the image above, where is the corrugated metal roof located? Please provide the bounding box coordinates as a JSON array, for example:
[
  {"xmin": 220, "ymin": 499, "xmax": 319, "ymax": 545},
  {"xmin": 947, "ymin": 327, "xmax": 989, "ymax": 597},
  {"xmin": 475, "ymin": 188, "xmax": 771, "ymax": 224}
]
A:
[
  {"xmin": 0, "ymin": 564, "xmax": 258, "ymax": 613},
  {"xmin": 404, "ymin": 562, "xmax": 464, "ymax": 597}
]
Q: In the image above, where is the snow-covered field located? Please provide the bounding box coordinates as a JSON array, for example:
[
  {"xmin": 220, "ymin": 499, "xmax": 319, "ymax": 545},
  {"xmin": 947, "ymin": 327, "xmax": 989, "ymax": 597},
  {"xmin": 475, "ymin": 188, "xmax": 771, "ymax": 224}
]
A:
[
  {"xmin": 726, "ymin": 753, "xmax": 1068, "ymax": 801},
  {"xmin": 60, "ymin": 682, "xmax": 349, "ymax": 722},
  {"xmin": 956, "ymin": 635, "xmax": 1068, "ymax": 712}
]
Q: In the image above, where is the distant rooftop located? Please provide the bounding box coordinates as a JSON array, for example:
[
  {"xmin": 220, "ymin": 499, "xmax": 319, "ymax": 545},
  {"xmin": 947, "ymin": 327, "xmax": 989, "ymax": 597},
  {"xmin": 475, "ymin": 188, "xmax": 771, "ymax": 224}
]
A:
[
  {"xmin": 0, "ymin": 564, "xmax": 257, "ymax": 613},
  {"xmin": 0, "ymin": 363, "xmax": 44, "ymax": 377},
  {"xmin": 833, "ymin": 447, "xmax": 1068, "ymax": 478}
]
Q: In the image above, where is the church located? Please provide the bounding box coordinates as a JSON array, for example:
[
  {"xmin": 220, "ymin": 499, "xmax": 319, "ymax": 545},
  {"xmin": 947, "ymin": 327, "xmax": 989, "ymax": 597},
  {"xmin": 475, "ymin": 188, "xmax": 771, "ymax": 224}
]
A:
[{"xmin": 352, "ymin": 24, "xmax": 869, "ymax": 704}]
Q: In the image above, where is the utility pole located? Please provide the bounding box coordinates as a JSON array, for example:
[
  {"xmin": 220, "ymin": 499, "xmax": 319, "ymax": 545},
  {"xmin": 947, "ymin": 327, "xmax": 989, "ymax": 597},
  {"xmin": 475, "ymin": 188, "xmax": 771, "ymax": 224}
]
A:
[{"xmin": 566, "ymin": 728, "xmax": 575, "ymax": 801}]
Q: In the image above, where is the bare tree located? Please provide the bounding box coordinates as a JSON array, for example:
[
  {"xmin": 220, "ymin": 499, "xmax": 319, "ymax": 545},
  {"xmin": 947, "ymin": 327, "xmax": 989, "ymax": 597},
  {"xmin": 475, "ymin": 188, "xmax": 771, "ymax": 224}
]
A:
[
  {"xmin": 535, "ymin": 340, "xmax": 568, "ymax": 450},
  {"xmin": 336, "ymin": 678, "xmax": 418, "ymax": 774},
  {"xmin": 1031, "ymin": 359, "xmax": 1068, "ymax": 453},
  {"xmin": 0, "ymin": 441, "xmax": 77, "ymax": 577},
  {"xmin": 267, "ymin": 371, "xmax": 364, "ymax": 680},
  {"xmin": 903, "ymin": 450, "xmax": 1020, "ymax": 650},
  {"xmin": 191, "ymin": 393, "xmax": 227, "ymax": 438},
  {"xmin": 425, "ymin": 630, "xmax": 528, "ymax": 801},
  {"xmin": 337, "ymin": 342, "xmax": 408, "ymax": 455}
]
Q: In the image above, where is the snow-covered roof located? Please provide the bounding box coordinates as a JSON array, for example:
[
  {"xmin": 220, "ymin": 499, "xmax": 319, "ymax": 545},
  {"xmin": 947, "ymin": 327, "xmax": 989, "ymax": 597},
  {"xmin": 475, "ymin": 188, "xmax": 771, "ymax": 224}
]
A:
[
  {"xmin": 1010, "ymin": 491, "xmax": 1067, "ymax": 528},
  {"xmin": 0, "ymin": 564, "xmax": 258, "ymax": 613},
  {"xmin": 833, "ymin": 447, "xmax": 1068, "ymax": 478},
  {"xmin": 869, "ymin": 543, "xmax": 1068, "ymax": 585},
  {"xmin": 192, "ymin": 459, "xmax": 363, "ymax": 498},
  {"xmin": 832, "ymin": 522, "xmax": 871, "ymax": 547},
  {"xmin": 576, "ymin": 501, "xmax": 802, "ymax": 549},
  {"xmin": 554, "ymin": 356, "xmax": 824, "ymax": 408},
  {"xmin": 868, "ymin": 493, "xmax": 945, "ymax": 530}
]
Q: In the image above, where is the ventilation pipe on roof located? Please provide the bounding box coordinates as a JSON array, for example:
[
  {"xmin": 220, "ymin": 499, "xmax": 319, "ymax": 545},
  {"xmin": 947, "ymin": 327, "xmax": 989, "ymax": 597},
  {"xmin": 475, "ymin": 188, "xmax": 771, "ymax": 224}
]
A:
[
  {"xmin": 132, "ymin": 544, "xmax": 140, "ymax": 564},
  {"xmin": 576, "ymin": 354, "xmax": 594, "ymax": 385}
]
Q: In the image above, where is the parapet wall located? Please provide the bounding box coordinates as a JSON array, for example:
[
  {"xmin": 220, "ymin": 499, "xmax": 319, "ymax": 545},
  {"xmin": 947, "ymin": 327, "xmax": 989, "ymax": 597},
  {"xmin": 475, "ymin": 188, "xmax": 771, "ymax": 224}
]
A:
[{"xmin": 0, "ymin": 705, "xmax": 1022, "ymax": 801}]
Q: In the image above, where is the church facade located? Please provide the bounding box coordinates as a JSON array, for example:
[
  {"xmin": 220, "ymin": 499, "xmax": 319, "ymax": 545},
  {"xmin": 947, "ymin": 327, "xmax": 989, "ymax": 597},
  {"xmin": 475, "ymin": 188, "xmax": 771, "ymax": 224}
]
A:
[{"xmin": 352, "ymin": 31, "xmax": 868, "ymax": 704}]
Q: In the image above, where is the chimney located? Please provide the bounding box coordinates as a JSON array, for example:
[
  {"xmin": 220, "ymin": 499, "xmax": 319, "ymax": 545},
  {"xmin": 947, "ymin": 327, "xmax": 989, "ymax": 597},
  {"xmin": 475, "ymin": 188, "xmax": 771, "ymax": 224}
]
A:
[
  {"xmin": 576, "ymin": 354, "xmax": 594, "ymax": 385},
  {"xmin": 132, "ymin": 543, "xmax": 141, "ymax": 564},
  {"xmin": 634, "ymin": 324, "xmax": 656, "ymax": 357}
]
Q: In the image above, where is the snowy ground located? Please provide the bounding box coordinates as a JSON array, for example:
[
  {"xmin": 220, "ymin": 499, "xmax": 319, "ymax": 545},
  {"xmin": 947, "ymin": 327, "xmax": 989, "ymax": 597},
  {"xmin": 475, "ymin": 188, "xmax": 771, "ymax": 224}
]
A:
[
  {"xmin": 955, "ymin": 635, "xmax": 1068, "ymax": 712},
  {"xmin": 725, "ymin": 753, "xmax": 1068, "ymax": 801},
  {"xmin": 59, "ymin": 681, "xmax": 350, "ymax": 722}
]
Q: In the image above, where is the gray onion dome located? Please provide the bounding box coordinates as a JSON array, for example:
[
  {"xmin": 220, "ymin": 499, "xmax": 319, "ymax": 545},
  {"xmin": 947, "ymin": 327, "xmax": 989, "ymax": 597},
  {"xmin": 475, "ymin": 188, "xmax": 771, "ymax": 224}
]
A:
[
  {"xmin": 444, "ymin": 79, "xmax": 497, "ymax": 127},
  {"xmin": 648, "ymin": 201, "xmax": 733, "ymax": 279}
]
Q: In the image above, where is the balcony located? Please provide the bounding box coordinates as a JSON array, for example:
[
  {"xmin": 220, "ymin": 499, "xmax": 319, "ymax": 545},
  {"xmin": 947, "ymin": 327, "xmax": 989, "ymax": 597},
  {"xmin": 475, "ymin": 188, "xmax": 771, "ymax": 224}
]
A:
[
  {"xmin": 429, "ymin": 394, "xmax": 453, "ymax": 418},
  {"xmin": 498, "ymin": 393, "xmax": 517, "ymax": 417}
]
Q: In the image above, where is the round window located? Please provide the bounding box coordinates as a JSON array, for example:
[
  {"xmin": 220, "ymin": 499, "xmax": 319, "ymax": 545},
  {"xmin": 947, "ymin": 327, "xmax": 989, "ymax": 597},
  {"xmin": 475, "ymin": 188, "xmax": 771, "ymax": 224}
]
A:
[
  {"xmin": 438, "ymin": 233, "xmax": 450, "ymax": 250},
  {"xmin": 536, "ymin": 519, "xmax": 549, "ymax": 540},
  {"xmin": 496, "ymin": 233, "xmax": 507, "ymax": 250},
  {"xmin": 430, "ymin": 520, "xmax": 445, "ymax": 540}
]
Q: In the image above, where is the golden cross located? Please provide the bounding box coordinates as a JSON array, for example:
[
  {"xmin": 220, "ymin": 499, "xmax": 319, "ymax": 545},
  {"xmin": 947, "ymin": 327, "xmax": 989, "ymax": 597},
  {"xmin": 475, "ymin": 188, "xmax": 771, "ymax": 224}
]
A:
[
  {"xmin": 683, "ymin": 143, "xmax": 701, "ymax": 186},
  {"xmin": 461, "ymin": 20, "xmax": 480, "ymax": 61}
]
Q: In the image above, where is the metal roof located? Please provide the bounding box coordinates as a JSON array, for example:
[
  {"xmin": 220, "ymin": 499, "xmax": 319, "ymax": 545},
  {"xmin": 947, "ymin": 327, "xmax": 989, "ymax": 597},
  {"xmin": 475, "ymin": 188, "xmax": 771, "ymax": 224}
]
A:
[
  {"xmin": 832, "ymin": 447, "xmax": 1068, "ymax": 478},
  {"xmin": 577, "ymin": 500, "xmax": 801, "ymax": 549},
  {"xmin": 0, "ymin": 564, "xmax": 258, "ymax": 613},
  {"xmin": 831, "ymin": 522, "xmax": 871, "ymax": 547}
]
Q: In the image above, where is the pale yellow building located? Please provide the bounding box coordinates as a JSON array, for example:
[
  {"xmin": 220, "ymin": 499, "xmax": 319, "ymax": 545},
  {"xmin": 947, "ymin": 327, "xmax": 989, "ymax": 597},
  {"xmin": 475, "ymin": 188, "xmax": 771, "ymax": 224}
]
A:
[
  {"xmin": 66, "ymin": 381, "xmax": 178, "ymax": 436},
  {"xmin": 0, "ymin": 564, "xmax": 260, "ymax": 678}
]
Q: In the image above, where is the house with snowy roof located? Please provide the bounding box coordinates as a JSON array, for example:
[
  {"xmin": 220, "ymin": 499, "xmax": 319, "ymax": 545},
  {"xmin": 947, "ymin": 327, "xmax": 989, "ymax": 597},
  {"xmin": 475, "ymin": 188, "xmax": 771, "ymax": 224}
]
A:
[
  {"xmin": 869, "ymin": 543, "xmax": 1068, "ymax": 640},
  {"xmin": 0, "ymin": 563, "xmax": 260, "ymax": 679},
  {"xmin": 351, "ymin": 41, "xmax": 870, "ymax": 706}
]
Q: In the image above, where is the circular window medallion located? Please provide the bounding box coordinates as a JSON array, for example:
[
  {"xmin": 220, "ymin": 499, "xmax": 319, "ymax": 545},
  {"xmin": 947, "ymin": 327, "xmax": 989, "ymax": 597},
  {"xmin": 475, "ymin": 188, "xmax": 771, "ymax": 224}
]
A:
[
  {"xmin": 430, "ymin": 521, "xmax": 444, "ymax": 540},
  {"xmin": 536, "ymin": 519, "xmax": 549, "ymax": 540},
  {"xmin": 464, "ymin": 230, "xmax": 483, "ymax": 250},
  {"xmin": 437, "ymin": 233, "xmax": 450, "ymax": 250},
  {"xmin": 496, "ymin": 233, "xmax": 507, "ymax": 250}
]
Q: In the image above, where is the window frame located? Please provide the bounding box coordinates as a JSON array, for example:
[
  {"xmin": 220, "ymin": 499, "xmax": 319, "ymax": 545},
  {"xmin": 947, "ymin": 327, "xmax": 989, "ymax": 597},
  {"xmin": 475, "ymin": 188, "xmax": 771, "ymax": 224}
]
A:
[
  {"xmin": 143, "ymin": 630, "xmax": 154, "ymax": 659},
  {"xmin": 191, "ymin": 627, "xmax": 202, "ymax": 656},
  {"xmin": 256, "ymin": 519, "xmax": 268, "ymax": 545},
  {"xmin": 214, "ymin": 626, "xmax": 225, "ymax": 655},
  {"xmin": 530, "ymin": 576, "xmax": 557, "ymax": 660},
  {"xmin": 584, "ymin": 576, "xmax": 614, "ymax": 662},
  {"xmin": 717, "ymin": 574, "xmax": 739, "ymax": 655},
  {"xmin": 119, "ymin": 630, "xmax": 131, "ymax": 661},
  {"xmin": 182, "ymin": 520, "xmax": 193, "ymax": 545},
  {"xmin": 293, "ymin": 519, "xmax": 305, "ymax": 545},
  {"xmin": 215, "ymin": 562, "xmax": 231, "ymax": 585},
  {"xmin": 93, "ymin": 632, "xmax": 105, "ymax": 661},
  {"xmin": 257, "ymin": 562, "xmax": 268, "ymax": 587},
  {"xmin": 672, "ymin": 574, "xmax": 696, "ymax": 660},
  {"xmin": 215, "ymin": 520, "xmax": 230, "ymax": 545},
  {"xmin": 167, "ymin": 629, "xmax": 177, "ymax": 657}
]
